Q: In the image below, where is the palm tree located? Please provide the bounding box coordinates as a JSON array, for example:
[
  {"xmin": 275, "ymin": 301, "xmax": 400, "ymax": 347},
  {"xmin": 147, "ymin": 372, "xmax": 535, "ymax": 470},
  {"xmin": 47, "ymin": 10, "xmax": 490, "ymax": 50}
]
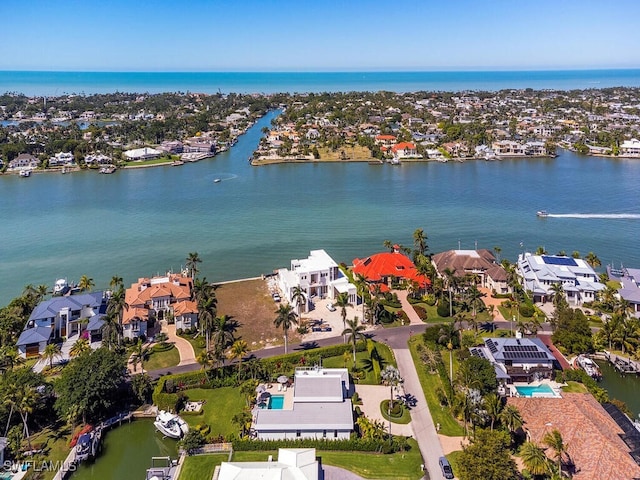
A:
[
  {"xmin": 186, "ymin": 252, "xmax": 202, "ymax": 279},
  {"xmin": 543, "ymin": 429, "xmax": 568, "ymax": 475},
  {"xmin": 109, "ymin": 275, "xmax": 124, "ymax": 291},
  {"xmin": 520, "ymin": 441, "xmax": 551, "ymax": 477},
  {"xmin": 342, "ymin": 317, "xmax": 366, "ymax": 366},
  {"xmin": 78, "ymin": 275, "xmax": 95, "ymax": 292},
  {"xmin": 334, "ymin": 292, "xmax": 353, "ymax": 341},
  {"xmin": 193, "ymin": 277, "xmax": 215, "ymax": 305},
  {"xmin": 274, "ymin": 303, "xmax": 298, "ymax": 354},
  {"xmin": 383, "ymin": 240, "xmax": 394, "ymax": 252},
  {"xmin": 132, "ymin": 339, "xmax": 151, "ymax": 372},
  {"xmin": 107, "ymin": 287, "xmax": 128, "ymax": 346},
  {"xmin": 484, "ymin": 393, "xmax": 502, "ymax": 431},
  {"xmin": 17, "ymin": 385, "xmax": 37, "ymax": 451},
  {"xmin": 353, "ymin": 272, "xmax": 370, "ymax": 320},
  {"xmin": 413, "ymin": 228, "xmax": 428, "ymax": 257},
  {"xmin": 210, "ymin": 314, "xmax": 237, "ymax": 361},
  {"xmin": 585, "ymin": 251, "xmax": 601, "ymax": 269},
  {"xmin": 499, "ymin": 404, "xmax": 524, "ymax": 440},
  {"xmin": 443, "ymin": 267, "xmax": 457, "ymax": 317},
  {"xmin": 493, "ymin": 246, "xmax": 502, "ymax": 263},
  {"xmin": 42, "ymin": 343, "xmax": 61, "ymax": 369},
  {"xmin": 291, "ymin": 286, "xmax": 306, "ymax": 317},
  {"xmin": 197, "ymin": 350, "xmax": 213, "ymax": 371},
  {"xmin": 198, "ymin": 295, "xmax": 218, "ymax": 352},
  {"xmin": 69, "ymin": 338, "xmax": 90, "ymax": 357},
  {"xmin": 380, "ymin": 365, "xmax": 403, "ymax": 418},
  {"xmin": 101, "ymin": 312, "xmax": 122, "ymax": 350},
  {"xmin": 550, "ymin": 283, "xmax": 566, "ymax": 310},
  {"xmin": 227, "ymin": 339, "xmax": 249, "ymax": 374},
  {"xmin": 232, "ymin": 410, "xmax": 253, "ymax": 438}
]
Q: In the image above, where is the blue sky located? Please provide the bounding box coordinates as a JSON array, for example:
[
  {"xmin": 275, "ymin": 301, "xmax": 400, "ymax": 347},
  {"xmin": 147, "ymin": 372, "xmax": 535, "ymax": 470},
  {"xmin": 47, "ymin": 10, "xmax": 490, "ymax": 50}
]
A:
[{"xmin": 2, "ymin": 0, "xmax": 639, "ymax": 71}]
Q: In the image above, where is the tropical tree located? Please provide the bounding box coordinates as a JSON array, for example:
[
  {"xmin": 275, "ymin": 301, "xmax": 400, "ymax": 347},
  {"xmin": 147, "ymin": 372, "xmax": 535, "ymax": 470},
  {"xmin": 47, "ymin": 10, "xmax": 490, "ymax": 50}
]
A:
[
  {"xmin": 210, "ymin": 314, "xmax": 237, "ymax": 358},
  {"xmin": 78, "ymin": 275, "xmax": 95, "ymax": 292},
  {"xmin": 16, "ymin": 385, "xmax": 37, "ymax": 451},
  {"xmin": 186, "ymin": 252, "xmax": 202, "ymax": 279},
  {"xmin": 131, "ymin": 339, "xmax": 151, "ymax": 373},
  {"xmin": 198, "ymin": 295, "xmax": 218, "ymax": 352},
  {"xmin": 197, "ymin": 350, "xmax": 213, "ymax": 371},
  {"xmin": 342, "ymin": 317, "xmax": 366, "ymax": 366},
  {"xmin": 380, "ymin": 365, "xmax": 403, "ymax": 417},
  {"xmin": 499, "ymin": 404, "xmax": 524, "ymax": 441},
  {"xmin": 493, "ymin": 246, "xmax": 502, "ymax": 262},
  {"xmin": 353, "ymin": 272, "xmax": 370, "ymax": 320},
  {"xmin": 291, "ymin": 286, "xmax": 306, "ymax": 317},
  {"xmin": 274, "ymin": 303, "xmax": 298, "ymax": 354},
  {"xmin": 107, "ymin": 287, "xmax": 128, "ymax": 346},
  {"xmin": 519, "ymin": 441, "xmax": 551, "ymax": 477},
  {"xmin": 227, "ymin": 339, "xmax": 249, "ymax": 374},
  {"xmin": 585, "ymin": 251, "xmax": 601, "ymax": 269},
  {"xmin": 484, "ymin": 393, "xmax": 502, "ymax": 431},
  {"xmin": 42, "ymin": 343, "xmax": 61, "ymax": 369},
  {"xmin": 413, "ymin": 228, "xmax": 429, "ymax": 257},
  {"xmin": 232, "ymin": 410, "xmax": 253, "ymax": 438},
  {"xmin": 334, "ymin": 292, "xmax": 353, "ymax": 341},
  {"xmin": 543, "ymin": 429, "xmax": 569, "ymax": 475},
  {"xmin": 109, "ymin": 275, "xmax": 124, "ymax": 291},
  {"xmin": 456, "ymin": 429, "xmax": 518, "ymax": 480},
  {"xmin": 101, "ymin": 312, "xmax": 122, "ymax": 351},
  {"xmin": 443, "ymin": 267, "xmax": 457, "ymax": 317}
]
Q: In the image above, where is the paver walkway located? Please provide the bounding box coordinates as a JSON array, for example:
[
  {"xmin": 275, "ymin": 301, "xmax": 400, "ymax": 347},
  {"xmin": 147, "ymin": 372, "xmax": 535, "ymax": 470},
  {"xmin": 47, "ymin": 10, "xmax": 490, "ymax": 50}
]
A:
[
  {"xmin": 163, "ymin": 323, "xmax": 196, "ymax": 366},
  {"xmin": 479, "ymin": 287, "xmax": 505, "ymax": 321},
  {"xmin": 393, "ymin": 347, "xmax": 444, "ymax": 480},
  {"xmin": 396, "ymin": 290, "xmax": 425, "ymax": 326},
  {"xmin": 354, "ymin": 384, "xmax": 413, "ymax": 437}
]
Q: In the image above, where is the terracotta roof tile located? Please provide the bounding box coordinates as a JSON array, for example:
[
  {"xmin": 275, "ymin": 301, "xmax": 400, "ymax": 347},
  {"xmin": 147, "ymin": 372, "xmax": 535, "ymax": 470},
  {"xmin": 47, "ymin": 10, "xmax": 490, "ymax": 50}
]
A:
[{"xmin": 352, "ymin": 251, "xmax": 430, "ymax": 288}]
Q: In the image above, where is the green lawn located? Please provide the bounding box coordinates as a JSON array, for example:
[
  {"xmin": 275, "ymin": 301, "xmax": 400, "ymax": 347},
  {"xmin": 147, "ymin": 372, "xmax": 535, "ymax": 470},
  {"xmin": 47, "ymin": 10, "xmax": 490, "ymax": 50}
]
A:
[
  {"xmin": 562, "ymin": 381, "xmax": 588, "ymax": 393},
  {"xmin": 181, "ymin": 387, "xmax": 246, "ymax": 438},
  {"xmin": 124, "ymin": 156, "xmax": 177, "ymax": 167},
  {"xmin": 144, "ymin": 344, "xmax": 180, "ymax": 371},
  {"xmin": 322, "ymin": 341, "xmax": 396, "ymax": 385},
  {"xmin": 229, "ymin": 439, "xmax": 424, "ymax": 480},
  {"xmin": 380, "ymin": 400, "xmax": 412, "ymax": 424},
  {"xmin": 408, "ymin": 336, "xmax": 464, "ymax": 436},
  {"xmin": 178, "ymin": 453, "xmax": 227, "ymax": 480},
  {"xmin": 26, "ymin": 425, "xmax": 74, "ymax": 480}
]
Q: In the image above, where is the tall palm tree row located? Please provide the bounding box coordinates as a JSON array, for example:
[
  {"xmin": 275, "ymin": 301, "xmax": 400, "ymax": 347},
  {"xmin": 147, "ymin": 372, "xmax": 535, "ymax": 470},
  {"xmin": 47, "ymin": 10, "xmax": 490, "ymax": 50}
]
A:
[{"xmin": 341, "ymin": 317, "xmax": 366, "ymax": 366}]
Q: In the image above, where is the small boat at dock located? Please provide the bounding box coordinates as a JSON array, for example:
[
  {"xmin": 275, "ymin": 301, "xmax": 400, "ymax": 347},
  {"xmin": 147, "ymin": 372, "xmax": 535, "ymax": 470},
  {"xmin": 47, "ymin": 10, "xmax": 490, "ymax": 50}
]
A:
[
  {"xmin": 19, "ymin": 169, "xmax": 31, "ymax": 177},
  {"xmin": 75, "ymin": 426, "xmax": 102, "ymax": 462},
  {"xmin": 576, "ymin": 355, "xmax": 602, "ymax": 380},
  {"xmin": 153, "ymin": 411, "xmax": 188, "ymax": 439},
  {"xmin": 99, "ymin": 165, "xmax": 117, "ymax": 174}
]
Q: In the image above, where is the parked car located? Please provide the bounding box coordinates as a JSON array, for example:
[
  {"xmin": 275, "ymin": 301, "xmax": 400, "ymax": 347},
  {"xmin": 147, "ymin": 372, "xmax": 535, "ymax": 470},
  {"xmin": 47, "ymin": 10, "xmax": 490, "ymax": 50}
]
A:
[
  {"xmin": 439, "ymin": 456, "xmax": 454, "ymax": 479},
  {"xmin": 326, "ymin": 303, "xmax": 336, "ymax": 312},
  {"xmin": 272, "ymin": 293, "xmax": 281, "ymax": 302}
]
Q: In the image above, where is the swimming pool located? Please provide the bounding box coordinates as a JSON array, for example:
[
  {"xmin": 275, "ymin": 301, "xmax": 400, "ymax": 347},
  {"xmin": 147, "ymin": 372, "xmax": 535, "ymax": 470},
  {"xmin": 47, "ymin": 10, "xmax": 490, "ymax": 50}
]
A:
[
  {"xmin": 515, "ymin": 384, "xmax": 559, "ymax": 398},
  {"xmin": 269, "ymin": 395, "xmax": 285, "ymax": 409}
]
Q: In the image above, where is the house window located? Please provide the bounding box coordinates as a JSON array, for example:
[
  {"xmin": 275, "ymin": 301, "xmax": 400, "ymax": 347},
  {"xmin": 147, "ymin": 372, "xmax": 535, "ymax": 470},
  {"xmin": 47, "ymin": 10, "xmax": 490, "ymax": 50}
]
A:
[
  {"xmin": 323, "ymin": 430, "xmax": 327, "ymax": 438},
  {"xmin": 296, "ymin": 430, "xmax": 301, "ymax": 437},
  {"xmin": 334, "ymin": 430, "xmax": 338, "ymax": 438}
]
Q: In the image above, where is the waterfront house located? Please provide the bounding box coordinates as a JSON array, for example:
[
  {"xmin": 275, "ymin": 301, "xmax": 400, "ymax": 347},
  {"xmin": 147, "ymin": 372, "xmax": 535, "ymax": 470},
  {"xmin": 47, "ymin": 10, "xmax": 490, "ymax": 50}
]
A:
[
  {"xmin": 391, "ymin": 141, "xmax": 420, "ymax": 160},
  {"xmin": 8, "ymin": 153, "xmax": 39, "ymax": 171},
  {"xmin": 183, "ymin": 138, "xmax": 216, "ymax": 154},
  {"xmin": 620, "ymin": 138, "xmax": 640, "ymax": 157},
  {"xmin": 159, "ymin": 140, "xmax": 184, "ymax": 154},
  {"xmin": 277, "ymin": 249, "xmax": 356, "ymax": 313},
  {"xmin": 217, "ymin": 448, "xmax": 319, "ymax": 480},
  {"xmin": 470, "ymin": 337, "xmax": 556, "ymax": 384},
  {"xmin": 84, "ymin": 153, "xmax": 113, "ymax": 165},
  {"xmin": 352, "ymin": 245, "xmax": 430, "ymax": 293},
  {"xmin": 432, "ymin": 249, "xmax": 511, "ymax": 294},
  {"xmin": 123, "ymin": 147, "xmax": 162, "ymax": 161},
  {"xmin": 508, "ymin": 394, "xmax": 640, "ymax": 480},
  {"xmin": 252, "ymin": 367, "xmax": 353, "ymax": 440},
  {"xmin": 517, "ymin": 253, "xmax": 604, "ymax": 306},
  {"xmin": 17, "ymin": 292, "xmax": 108, "ymax": 358},
  {"xmin": 124, "ymin": 273, "xmax": 197, "ymax": 339},
  {"xmin": 524, "ymin": 141, "xmax": 546, "ymax": 156},
  {"xmin": 607, "ymin": 266, "xmax": 640, "ymax": 318},
  {"xmin": 492, "ymin": 140, "xmax": 526, "ymax": 156},
  {"xmin": 48, "ymin": 151, "xmax": 75, "ymax": 167},
  {"xmin": 374, "ymin": 134, "xmax": 396, "ymax": 148}
]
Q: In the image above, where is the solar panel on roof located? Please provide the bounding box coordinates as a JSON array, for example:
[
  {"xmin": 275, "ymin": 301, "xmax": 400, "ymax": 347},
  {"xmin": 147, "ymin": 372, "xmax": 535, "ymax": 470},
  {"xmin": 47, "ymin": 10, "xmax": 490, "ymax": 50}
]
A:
[
  {"xmin": 542, "ymin": 256, "xmax": 578, "ymax": 267},
  {"xmin": 487, "ymin": 340, "xmax": 498, "ymax": 353}
]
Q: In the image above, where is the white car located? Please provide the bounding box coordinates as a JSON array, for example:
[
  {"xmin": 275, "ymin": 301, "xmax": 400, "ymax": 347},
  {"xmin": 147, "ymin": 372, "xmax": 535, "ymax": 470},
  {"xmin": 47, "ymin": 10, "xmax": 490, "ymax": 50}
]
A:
[{"xmin": 326, "ymin": 303, "xmax": 336, "ymax": 312}]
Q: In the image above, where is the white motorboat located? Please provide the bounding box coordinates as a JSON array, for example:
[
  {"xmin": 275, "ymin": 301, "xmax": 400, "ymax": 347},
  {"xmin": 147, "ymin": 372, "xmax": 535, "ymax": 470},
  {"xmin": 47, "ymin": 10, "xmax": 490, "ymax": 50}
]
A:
[
  {"xmin": 154, "ymin": 411, "xmax": 186, "ymax": 439},
  {"xmin": 53, "ymin": 278, "xmax": 69, "ymax": 295},
  {"xmin": 536, "ymin": 210, "xmax": 549, "ymax": 217},
  {"xmin": 576, "ymin": 355, "xmax": 602, "ymax": 380},
  {"xmin": 75, "ymin": 427, "xmax": 101, "ymax": 462},
  {"xmin": 19, "ymin": 169, "xmax": 31, "ymax": 177}
]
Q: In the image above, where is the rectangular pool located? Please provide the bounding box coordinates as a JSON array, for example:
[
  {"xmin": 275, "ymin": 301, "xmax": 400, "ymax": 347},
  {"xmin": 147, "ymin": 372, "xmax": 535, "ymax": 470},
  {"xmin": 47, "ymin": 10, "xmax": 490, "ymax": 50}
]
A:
[
  {"xmin": 269, "ymin": 394, "xmax": 285, "ymax": 410},
  {"xmin": 515, "ymin": 384, "xmax": 559, "ymax": 398}
]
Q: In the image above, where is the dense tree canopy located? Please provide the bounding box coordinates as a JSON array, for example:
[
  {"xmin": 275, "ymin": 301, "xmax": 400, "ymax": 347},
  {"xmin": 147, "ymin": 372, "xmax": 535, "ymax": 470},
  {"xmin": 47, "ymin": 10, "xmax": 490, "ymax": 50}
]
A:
[
  {"xmin": 55, "ymin": 348, "xmax": 128, "ymax": 424},
  {"xmin": 456, "ymin": 429, "xmax": 518, "ymax": 480}
]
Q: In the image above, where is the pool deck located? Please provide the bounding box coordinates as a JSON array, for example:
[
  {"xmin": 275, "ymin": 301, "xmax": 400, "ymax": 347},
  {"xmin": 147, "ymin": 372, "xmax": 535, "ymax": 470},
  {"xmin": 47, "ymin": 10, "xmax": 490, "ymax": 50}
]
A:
[{"xmin": 509, "ymin": 380, "xmax": 564, "ymax": 398}]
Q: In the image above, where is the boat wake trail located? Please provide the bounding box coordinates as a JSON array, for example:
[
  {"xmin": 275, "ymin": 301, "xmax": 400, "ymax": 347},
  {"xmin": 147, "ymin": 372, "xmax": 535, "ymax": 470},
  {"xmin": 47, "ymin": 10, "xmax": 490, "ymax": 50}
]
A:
[
  {"xmin": 548, "ymin": 213, "xmax": 640, "ymax": 219},
  {"xmin": 212, "ymin": 173, "xmax": 238, "ymax": 182}
]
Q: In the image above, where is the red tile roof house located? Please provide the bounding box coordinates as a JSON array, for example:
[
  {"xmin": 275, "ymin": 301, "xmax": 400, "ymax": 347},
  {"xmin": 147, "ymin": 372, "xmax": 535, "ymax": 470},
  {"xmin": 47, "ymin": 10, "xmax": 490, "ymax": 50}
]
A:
[
  {"xmin": 374, "ymin": 134, "xmax": 397, "ymax": 148},
  {"xmin": 391, "ymin": 142, "xmax": 421, "ymax": 161},
  {"xmin": 508, "ymin": 393, "xmax": 640, "ymax": 480},
  {"xmin": 124, "ymin": 273, "xmax": 198, "ymax": 340},
  {"xmin": 352, "ymin": 245, "xmax": 431, "ymax": 293}
]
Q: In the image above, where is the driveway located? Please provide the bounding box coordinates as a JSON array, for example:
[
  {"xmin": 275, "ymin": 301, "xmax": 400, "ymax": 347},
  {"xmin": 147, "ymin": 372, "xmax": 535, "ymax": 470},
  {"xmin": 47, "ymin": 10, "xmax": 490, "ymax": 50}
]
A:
[{"xmin": 355, "ymin": 384, "xmax": 413, "ymax": 437}]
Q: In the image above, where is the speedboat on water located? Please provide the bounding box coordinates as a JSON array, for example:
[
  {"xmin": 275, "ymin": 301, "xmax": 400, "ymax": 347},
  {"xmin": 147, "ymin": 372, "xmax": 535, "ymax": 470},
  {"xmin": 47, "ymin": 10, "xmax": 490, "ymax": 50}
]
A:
[
  {"xmin": 154, "ymin": 411, "xmax": 186, "ymax": 439},
  {"xmin": 576, "ymin": 355, "xmax": 602, "ymax": 380},
  {"xmin": 536, "ymin": 210, "xmax": 549, "ymax": 217}
]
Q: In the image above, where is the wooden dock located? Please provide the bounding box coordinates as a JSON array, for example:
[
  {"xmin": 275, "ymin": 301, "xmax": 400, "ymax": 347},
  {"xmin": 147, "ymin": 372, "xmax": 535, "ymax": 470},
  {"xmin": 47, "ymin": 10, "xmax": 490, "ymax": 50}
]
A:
[{"xmin": 603, "ymin": 351, "xmax": 640, "ymax": 375}]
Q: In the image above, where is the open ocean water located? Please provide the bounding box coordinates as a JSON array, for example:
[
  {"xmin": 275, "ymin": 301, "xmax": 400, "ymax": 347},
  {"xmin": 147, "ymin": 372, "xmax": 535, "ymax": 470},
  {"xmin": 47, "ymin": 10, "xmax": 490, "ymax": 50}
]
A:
[
  {"xmin": 2, "ymin": 70, "xmax": 640, "ymax": 304},
  {"xmin": 2, "ymin": 69, "xmax": 640, "ymax": 96}
]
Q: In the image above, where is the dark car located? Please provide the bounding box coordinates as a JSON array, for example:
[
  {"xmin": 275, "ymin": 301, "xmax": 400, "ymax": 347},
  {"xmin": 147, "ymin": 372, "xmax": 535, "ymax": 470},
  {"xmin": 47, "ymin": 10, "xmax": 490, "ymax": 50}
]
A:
[{"xmin": 439, "ymin": 456, "xmax": 454, "ymax": 479}]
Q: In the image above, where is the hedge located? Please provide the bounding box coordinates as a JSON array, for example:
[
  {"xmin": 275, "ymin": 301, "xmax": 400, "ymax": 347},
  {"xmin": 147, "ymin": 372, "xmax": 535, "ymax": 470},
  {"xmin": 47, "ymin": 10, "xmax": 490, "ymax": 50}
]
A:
[{"xmin": 232, "ymin": 436, "xmax": 410, "ymax": 453}]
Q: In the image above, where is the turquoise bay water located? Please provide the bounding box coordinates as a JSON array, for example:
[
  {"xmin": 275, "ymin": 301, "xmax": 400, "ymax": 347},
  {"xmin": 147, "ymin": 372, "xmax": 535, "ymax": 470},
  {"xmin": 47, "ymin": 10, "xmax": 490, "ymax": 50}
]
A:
[
  {"xmin": 2, "ymin": 110, "xmax": 640, "ymax": 304},
  {"xmin": 2, "ymin": 69, "xmax": 640, "ymax": 96}
]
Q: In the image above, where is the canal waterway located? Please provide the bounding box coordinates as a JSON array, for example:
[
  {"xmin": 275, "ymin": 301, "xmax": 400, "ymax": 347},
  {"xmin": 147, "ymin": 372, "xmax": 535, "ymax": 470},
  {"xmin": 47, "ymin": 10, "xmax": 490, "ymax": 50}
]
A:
[
  {"xmin": 2, "ymin": 111, "xmax": 640, "ymax": 304},
  {"xmin": 597, "ymin": 360, "xmax": 640, "ymax": 419},
  {"xmin": 70, "ymin": 420, "xmax": 178, "ymax": 480}
]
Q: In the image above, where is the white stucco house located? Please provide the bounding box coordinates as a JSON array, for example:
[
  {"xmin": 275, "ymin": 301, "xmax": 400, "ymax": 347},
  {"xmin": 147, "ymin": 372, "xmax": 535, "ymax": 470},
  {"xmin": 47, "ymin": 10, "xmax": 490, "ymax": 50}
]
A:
[
  {"xmin": 517, "ymin": 253, "xmax": 604, "ymax": 306},
  {"xmin": 252, "ymin": 367, "xmax": 354, "ymax": 441},
  {"xmin": 277, "ymin": 250, "xmax": 357, "ymax": 313},
  {"xmin": 217, "ymin": 448, "xmax": 319, "ymax": 480}
]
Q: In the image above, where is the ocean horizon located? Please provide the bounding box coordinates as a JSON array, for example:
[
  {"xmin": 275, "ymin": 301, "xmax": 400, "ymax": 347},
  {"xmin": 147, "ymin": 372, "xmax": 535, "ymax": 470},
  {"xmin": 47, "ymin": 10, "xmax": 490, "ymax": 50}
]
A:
[{"xmin": 2, "ymin": 69, "xmax": 640, "ymax": 96}]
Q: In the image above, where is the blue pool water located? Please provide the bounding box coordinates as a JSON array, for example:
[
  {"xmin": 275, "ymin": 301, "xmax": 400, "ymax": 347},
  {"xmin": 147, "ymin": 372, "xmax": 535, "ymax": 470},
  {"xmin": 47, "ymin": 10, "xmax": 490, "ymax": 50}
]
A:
[
  {"xmin": 269, "ymin": 395, "xmax": 285, "ymax": 410},
  {"xmin": 515, "ymin": 384, "xmax": 557, "ymax": 397}
]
